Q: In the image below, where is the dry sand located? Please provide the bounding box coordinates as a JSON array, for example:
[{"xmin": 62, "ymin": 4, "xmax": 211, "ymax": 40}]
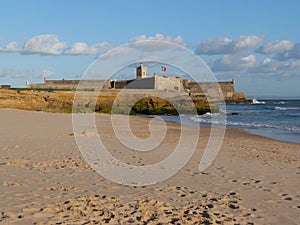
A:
[{"xmin": 0, "ymin": 109, "xmax": 299, "ymax": 224}]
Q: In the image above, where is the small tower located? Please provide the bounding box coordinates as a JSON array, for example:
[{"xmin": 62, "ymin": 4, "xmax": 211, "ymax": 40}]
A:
[{"xmin": 136, "ymin": 63, "xmax": 147, "ymax": 79}]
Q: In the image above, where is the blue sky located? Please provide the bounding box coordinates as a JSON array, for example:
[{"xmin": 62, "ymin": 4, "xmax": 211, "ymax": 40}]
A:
[{"xmin": 0, "ymin": 0, "xmax": 299, "ymax": 97}]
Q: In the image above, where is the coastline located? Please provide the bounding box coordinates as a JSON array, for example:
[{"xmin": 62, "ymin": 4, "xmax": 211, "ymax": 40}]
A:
[
  {"xmin": 0, "ymin": 109, "xmax": 299, "ymax": 224},
  {"xmin": 243, "ymin": 127, "xmax": 300, "ymax": 145},
  {"xmin": 152, "ymin": 114, "xmax": 300, "ymax": 145}
]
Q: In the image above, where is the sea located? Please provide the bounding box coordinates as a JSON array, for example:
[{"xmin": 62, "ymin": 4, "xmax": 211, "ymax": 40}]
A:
[{"xmin": 157, "ymin": 99, "xmax": 300, "ymax": 144}]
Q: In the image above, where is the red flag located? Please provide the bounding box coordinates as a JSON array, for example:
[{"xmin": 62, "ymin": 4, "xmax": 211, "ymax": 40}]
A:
[{"xmin": 161, "ymin": 66, "xmax": 167, "ymax": 72}]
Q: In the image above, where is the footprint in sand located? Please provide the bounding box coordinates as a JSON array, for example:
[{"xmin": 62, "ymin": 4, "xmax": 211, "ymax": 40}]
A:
[
  {"xmin": 2, "ymin": 181, "xmax": 24, "ymax": 187},
  {"xmin": 281, "ymin": 193, "xmax": 294, "ymax": 201}
]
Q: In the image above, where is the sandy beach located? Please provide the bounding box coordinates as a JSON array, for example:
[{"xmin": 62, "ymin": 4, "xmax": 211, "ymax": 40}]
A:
[{"xmin": 0, "ymin": 109, "xmax": 299, "ymax": 224}]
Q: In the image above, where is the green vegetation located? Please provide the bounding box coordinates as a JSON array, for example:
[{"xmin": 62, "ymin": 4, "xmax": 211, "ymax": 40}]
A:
[
  {"xmin": 98, "ymin": 107, "xmax": 112, "ymax": 114},
  {"xmin": 195, "ymin": 104, "xmax": 219, "ymax": 115},
  {"xmin": 75, "ymin": 96, "xmax": 220, "ymax": 116},
  {"xmin": 42, "ymin": 108, "xmax": 73, "ymax": 114},
  {"xmin": 11, "ymin": 87, "xmax": 77, "ymax": 92},
  {"xmin": 129, "ymin": 97, "xmax": 219, "ymax": 116}
]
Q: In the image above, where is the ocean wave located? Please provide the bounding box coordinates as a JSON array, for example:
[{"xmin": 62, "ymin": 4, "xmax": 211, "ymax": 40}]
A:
[
  {"xmin": 275, "ymin": 106, "xmax": 300, "ymax": 111},
  {"xmin": 274, "ymin": 101, "xmax": 285, "ymax": 105},
  {"xmin": 251, "ymin": 99, "xmax": 266, "ymax": 104},
  {"xmin": 275, "ymin": 106, "xmax": 287, "ymax": 111},
  {"xmin": 190, "ymin": 116, "xmax": 300, "ymax": 133}
]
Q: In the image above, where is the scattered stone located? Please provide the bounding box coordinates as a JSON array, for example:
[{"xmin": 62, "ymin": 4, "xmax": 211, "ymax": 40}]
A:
[
  {"xmin": 170, "ymin": 217, "xmax": 180, "ymax": 224},
  {"xmin": 228, "ymin": 204, "xmax": 239, "ymax": 209},
  {"xmin": 0, "ymin": 188, "xmax": 254, "ymax": 224},
  {"xmin": 207, "ymin": 204, "xmax": 214, "ymax": 209}
]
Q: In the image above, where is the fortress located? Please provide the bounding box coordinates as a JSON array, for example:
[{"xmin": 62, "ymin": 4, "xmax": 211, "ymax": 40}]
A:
[{"xmin": 27, "ymin": 63, "xmax": 247, "ymax": 103}]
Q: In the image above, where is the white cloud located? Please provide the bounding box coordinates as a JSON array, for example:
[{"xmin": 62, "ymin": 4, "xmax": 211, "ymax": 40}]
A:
[
  {"xmin": 241, "ymin": 54, "xmax": 256, "ymax": 67},
  {"xmin": 0, "ymin": 34, "xmax": 113, "ymax": 56},
  {"xmin": 256, "ymin": 40, "xmax": 294, "ymax": 54},
  {"xmin": 248, "ymin": 59, "xmax": 290, "ymax": 74},
  {"xmin": 235, "ymin": 36, "xmax": 264, "ymax": 49},
  {"xmin": 196, "ymin": 36, "xmax": 300, "ymax": 78},
  {"xmin": 129, "ymin": 34, "xmax": 187, "ymax": 52},
  {"xmin": 63, "ymin": 42, "xmax": 89, "ymax": 55},
  {"xmin": 211, "ymin": 54, "xmax": 257, "ymax": 72},
  {"xmin": 63, "ymin": 41, "xmax": 112, "ymax": 55},
  {"xmin": 195, "ymin": 35, "xmax": 264, "ymax": 55},
  {"xmin": 23, "ymin": 34, "xmax": 67, "ymax": 55},
  {"xmin": 0, "ymin": 34, "xmax": 299, "ymax": 80},
  {"xmin": 211, "ymin": 52, "xmax": 300, "ymax": 76},
  {"xmin": 0, "ymin": 41, "xmax": 20, "ymax": 52},
  {"xmin": 276, "ymin": 42, "xmax": 300, "ymax": 60},
  {"xmin": 210, "ymin": 56, "xmax": 236, "ymax": 72},
  {"xmin": 99, "ymin": 34, "xmax": 187, "ymax": 60},
  {"xmin": 211, "ymin": 52, "xmax": 300, "ymax": 78},
  {"xmin": 130, "ymin": 33, "xmax": 187, "ymax": 47},
  {"xmin": 263, "ymin": 57, "xmax": 271, "ymax": 64},
  {"xmin": 98, "ymin": 45, "xmax": 132, "ymax": 59},
  {"xmin": 91, "ymin": 42, "xmax": 112, "ymax": 54}
]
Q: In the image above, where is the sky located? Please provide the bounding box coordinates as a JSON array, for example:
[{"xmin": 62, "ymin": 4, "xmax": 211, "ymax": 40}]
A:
[{"xmin": 0, "ymin": 0, "xmax": 299, "ymax": 98}]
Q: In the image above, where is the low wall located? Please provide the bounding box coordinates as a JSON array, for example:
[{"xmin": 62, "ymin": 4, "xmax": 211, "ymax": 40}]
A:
[{"xmin": 28, "ymin": 80, "xmax": 111, "ymax": 90}]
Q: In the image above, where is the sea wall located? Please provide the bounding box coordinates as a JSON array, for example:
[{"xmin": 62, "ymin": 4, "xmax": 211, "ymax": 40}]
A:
[
  {"xmin": 182, "ymin": 79, "xmax": 246, "ymax": 103},
  {"xmin": 28, "ymin": 79, "xmax": 110, "ymax": 90}
]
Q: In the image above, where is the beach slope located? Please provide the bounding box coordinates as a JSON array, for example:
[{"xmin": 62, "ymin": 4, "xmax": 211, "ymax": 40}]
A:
[{"xmin": 0, "ymin": 109, "xmax": 299, "ymax": 224}]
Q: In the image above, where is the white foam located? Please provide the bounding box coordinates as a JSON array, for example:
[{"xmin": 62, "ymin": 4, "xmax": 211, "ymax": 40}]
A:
[
  {"xmin": 275, "ymin": 106, "xmax": 286, "ymax": 110},
  {"xmin": 251, "ymin": 98, "xmax": 266, "ymax": 104},
  {"xmin": 190, "ymin": 116, "xmax": 300, "ymax": 133},
  {"xmin": 275, "ymin": 106, "xmax": 300, "ymax": 111}
]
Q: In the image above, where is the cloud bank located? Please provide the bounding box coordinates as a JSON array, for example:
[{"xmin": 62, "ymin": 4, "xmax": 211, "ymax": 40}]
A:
[
  {"xmin": 0, "ymin": 34, "xmax": 112, "ymax": 56},
  {"xmin": 256, "ymin": 40, "xmax": 293, "ymax": 54},
  {"xmin": 130, "ymin": 33, "xmax": 187, "ymax": 47},
  {"xmin": 195, "ymin": 35, "xmax": 263, "ymax": 55},
  {"xmin": 0, "ymin": 33, "xmax": 299, "ymax": 78},
  {"xmin": 194, "ymin": 35, "xmax": 300, "ymax": 77}
]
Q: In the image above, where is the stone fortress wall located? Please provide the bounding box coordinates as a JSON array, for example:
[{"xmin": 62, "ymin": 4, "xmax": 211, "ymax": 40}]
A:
[
  {"xmin": 183, "ymin": 79, "xmax": 246, "ymax": 102},
  {"xmin": 27, "ymin": 63, "xmax": 247, "ymax": 103},
  {"xmin": 28, "ymin": 79, "xmax": 111, "ymax": 90}
]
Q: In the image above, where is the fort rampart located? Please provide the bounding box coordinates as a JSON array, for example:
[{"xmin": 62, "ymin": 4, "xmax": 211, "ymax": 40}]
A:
[{"xmin": 27, "ymin": 77, "xmax": 247, "ymax": 103}]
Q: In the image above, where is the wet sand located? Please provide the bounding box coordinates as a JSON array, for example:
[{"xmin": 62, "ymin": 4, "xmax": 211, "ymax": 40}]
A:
[{"xmin": 0, "ymin": 109, "xmax": 299, "ymax": 224}]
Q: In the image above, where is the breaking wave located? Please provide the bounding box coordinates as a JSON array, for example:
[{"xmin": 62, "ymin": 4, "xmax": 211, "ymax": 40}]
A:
[
  {"xmin": 275, "ymin": 106, "xmax": 287, "ymax": 111},
  {"xmin": 275, "ymin": 106, "xmax": 300, "ymax": 111},
  {"xmin": 251, "ymin": 99, "xmax": 266, "ymax": 104},
  {"xmin": 190, "ymin": 115, "xmax": 300, "ymax": 133}
]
